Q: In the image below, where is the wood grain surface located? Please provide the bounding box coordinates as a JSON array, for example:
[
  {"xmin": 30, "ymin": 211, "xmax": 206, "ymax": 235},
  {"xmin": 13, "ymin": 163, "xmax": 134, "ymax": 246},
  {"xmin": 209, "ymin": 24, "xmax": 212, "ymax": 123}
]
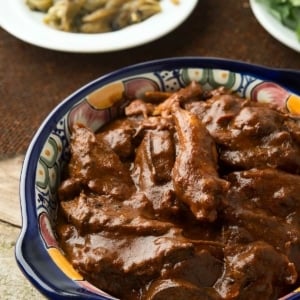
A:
[
  {"xmin": 0, "ymin": 156, "xmax": 23, "ymax": 226},
  {"xmin": 0, "ymin": 221, "xmax": 43, "ymax": 299}
]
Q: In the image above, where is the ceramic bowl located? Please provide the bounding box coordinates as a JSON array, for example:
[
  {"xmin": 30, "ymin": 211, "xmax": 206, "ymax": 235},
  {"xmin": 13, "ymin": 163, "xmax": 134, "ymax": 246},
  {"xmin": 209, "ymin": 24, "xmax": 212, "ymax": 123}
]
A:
[{"xmin": 15, "ymin": 57, "xmax": 300, "ymax": 300}]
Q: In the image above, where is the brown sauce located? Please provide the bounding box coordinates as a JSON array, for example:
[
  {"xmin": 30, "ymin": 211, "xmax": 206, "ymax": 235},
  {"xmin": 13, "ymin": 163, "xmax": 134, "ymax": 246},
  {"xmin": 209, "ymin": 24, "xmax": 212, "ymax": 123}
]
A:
[{"xmin": 56, "ymin": 81, "xmax": 300, "ymax": 299}]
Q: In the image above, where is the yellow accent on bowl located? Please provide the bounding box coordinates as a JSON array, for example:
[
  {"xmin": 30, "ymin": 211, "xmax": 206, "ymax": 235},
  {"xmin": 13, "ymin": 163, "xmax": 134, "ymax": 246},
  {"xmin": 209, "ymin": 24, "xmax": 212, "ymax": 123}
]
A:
[
  {"xmin": 286, "ymin": 94, "xmax": 300, "ymax": 115},
  {"xmin": 86, "ymin": 81, "xmax": 125, "ymax": 109},
  {"xmin": 48, "ymin": 248, "xmax": 83, "ymax": 280}
]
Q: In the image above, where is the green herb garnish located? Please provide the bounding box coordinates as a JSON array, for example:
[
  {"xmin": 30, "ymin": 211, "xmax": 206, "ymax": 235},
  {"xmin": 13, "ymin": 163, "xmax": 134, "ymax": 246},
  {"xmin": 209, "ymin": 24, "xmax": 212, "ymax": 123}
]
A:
[{"xmin": 257, "ymin": 0, "xmax": 300, "ymax": 40}]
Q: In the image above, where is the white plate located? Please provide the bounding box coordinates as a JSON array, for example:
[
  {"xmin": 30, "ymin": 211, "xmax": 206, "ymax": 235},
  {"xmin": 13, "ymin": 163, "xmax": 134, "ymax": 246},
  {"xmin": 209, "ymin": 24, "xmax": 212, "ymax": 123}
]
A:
[
  {"xmin": 0, "ymin": 0, "xmax": 198, "ymax": 53},
  {"xmin": 249, "ymin": 0, "xmax": 300, "ymax": 52}
]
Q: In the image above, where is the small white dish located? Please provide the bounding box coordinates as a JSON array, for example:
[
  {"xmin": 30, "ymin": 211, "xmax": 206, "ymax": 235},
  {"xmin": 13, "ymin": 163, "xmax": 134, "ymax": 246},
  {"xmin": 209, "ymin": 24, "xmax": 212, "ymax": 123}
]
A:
[
  {"xmin": 249, "ymin": 0, "xmax": 300, "ymax": 53},
  {"xmin": 0, "ymin": 0, "xmax": 198, "ymax": 53}
]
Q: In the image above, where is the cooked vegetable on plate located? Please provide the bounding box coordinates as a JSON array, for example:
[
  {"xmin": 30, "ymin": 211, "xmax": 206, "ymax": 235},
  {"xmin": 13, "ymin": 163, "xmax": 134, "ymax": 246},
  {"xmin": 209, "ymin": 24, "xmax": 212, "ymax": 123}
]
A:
[{"xmin": 25, "ymin": 0, "xmax": 179, "ymax": 33}]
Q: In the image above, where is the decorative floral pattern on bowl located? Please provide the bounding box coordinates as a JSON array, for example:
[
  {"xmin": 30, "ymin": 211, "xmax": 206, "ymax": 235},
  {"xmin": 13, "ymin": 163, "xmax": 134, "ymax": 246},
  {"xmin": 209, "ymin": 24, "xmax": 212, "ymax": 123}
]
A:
[{"xmin": 16, "ymin": 57, "xmax": 300, "ymax": 300}]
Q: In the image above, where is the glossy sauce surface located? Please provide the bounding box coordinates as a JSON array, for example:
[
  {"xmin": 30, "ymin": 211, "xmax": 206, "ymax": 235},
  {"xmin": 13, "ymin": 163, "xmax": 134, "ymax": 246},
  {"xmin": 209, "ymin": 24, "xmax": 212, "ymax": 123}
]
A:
[{"xmin": 56, "ymin": 82, "xmax": 300, "ymax": 299}]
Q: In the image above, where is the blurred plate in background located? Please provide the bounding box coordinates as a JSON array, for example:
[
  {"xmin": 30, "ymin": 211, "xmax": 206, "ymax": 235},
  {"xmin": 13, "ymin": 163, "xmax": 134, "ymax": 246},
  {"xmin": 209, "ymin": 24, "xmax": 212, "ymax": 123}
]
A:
[
  {"xmin": 0, "ymin": 0, "xmax": 198, "ymax": 53},
  {"xmin": 249, "ymin": 0, "xmax": 300, "ymax": 53}
]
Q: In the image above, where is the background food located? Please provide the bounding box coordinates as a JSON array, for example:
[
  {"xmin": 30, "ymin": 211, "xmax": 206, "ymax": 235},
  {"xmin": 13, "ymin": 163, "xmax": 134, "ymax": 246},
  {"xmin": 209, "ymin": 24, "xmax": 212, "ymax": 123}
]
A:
[
  {"xmin": 25, "ymin": 0, "xmax": 178, "ymax": 33},
  {"xmin": 257, "ymin": 0, "xmax": 300, "ymax": 40}
]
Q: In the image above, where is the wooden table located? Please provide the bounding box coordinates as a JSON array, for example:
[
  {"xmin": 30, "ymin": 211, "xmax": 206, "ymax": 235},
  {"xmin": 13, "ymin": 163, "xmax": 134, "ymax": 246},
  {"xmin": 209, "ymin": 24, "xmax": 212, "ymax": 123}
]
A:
[{"xmin": 0, "ymin": 0, "xmax": 299, "ymax": 298}]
